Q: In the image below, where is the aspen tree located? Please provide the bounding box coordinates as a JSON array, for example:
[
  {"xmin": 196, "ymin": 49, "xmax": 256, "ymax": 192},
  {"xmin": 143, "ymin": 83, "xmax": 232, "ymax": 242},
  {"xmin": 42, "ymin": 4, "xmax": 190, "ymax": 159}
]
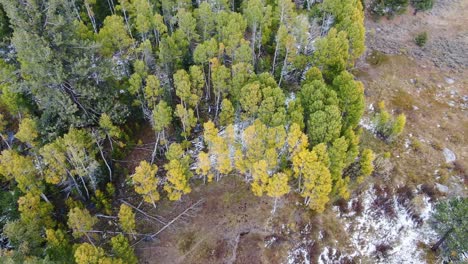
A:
[
  {"xmin": 118, "ymin": 204, "xmax": 136, "ymax": 235},
  {"xmin": 196, "ymin": 151, "xmax": 213, "ymax": 183},
  {"xmin": 266, "ymin": 172, "xmax": 290, "ymax": 213},
  {"xmin": 219, "ymin": 98, "xmax": 235, "ymax": 126},
  {"xmin": 131, "ymin": 161, "xmax": 160, "ymax": 207},
  {"xmin": 15, "ymin": 117, "xmax": 38, "ymax": 146},
  {"xmin": 67, "ymin": 207, "xmax": 97, "ymax": 239},
  {"xmin": 357, "ymin": 148, "xmax": 375, "ymax": 183},
  {"xmin": 111, "ymin": 234, "xmax": 138, "ymax": 264}
]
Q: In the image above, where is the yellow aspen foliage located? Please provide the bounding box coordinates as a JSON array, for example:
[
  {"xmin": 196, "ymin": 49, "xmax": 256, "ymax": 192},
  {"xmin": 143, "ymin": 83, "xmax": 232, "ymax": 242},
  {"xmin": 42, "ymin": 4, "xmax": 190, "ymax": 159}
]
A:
[
  {"xmin": 286, "ymin": 123, "xmax": 309, "ymax": 156},
  {"xmin": 357, "ymin": 148, "xmax": 375, "ymax": 183},
  {"xmin": 251, "ymin": 160, "xmax": 269, "ymax": 196},
  {"xmin": 67, "ymin": 207, "xmax": 97, "ymax": 238},
  {"xmin": 18, "ymin": 192, "xmax": 55, "ymax": 228},
  {"xmin": 266, "ymin": 172, "xmax": 290, "ymax": 198},
  {"xmin": 39, "ymin": 142, "xmax": 67, "ymax": 184},
  {"xmin": 203, "ymin": 120, "xmax": 219, "ymax": 146},
  {"xmin": 99, "ymin": 113, "xmax": 122, "ymax": 139},
  {"xmin": 0, "ymin": 149, "xmax": 42, "ymax": 194},
  {"xmin": 264, "ymin": 148, "xmax": 278, "ymax": 171},
  {"xmin": 234, "ymin": 147, "xmax": 248, "ymax": 175},
  {"xmin": 15, "ymin": 117, "xmax": 38, "ymax": 146},
  {"xmin": 219, "ymin": 98, "xmax": 235, "ymax": 126},
  {"xmin": 266, "ymin": 125, "xmax": 286, "ymax": 150},
  {"xmin": 301, "ymin": 161, "xmax": 332, "ymax": 213},
  {"xmin": 74, "ymin": 243, "xmax": 114, "ymax": 264},
  {"xmin": 291, "ymin": 149, "xmax": 317, "ymax": 191},
  {"xmin": 196, "ymin": 151, "xmax": 213, "ymax": 183},
  {"xmin": 118, "ymin": 204, "xmax": 136, "ymax": 234},
  {"xmin": 312, "ymin": 142, "xmax": 330, "ymax": 166},
  {"xmin": 111, "ymin": 234, "xmax": 138, "ymax": 264},
  {"xmin": 164, "ymin": 159, "xmax": 192, "ymax": 201},
  {"xmin": 131, "ymin": 161, "xmax": 160, "ymax": 207},
  {"xmin": 266, "ymin": 172, "xmax": 290, "ymax": 213}
]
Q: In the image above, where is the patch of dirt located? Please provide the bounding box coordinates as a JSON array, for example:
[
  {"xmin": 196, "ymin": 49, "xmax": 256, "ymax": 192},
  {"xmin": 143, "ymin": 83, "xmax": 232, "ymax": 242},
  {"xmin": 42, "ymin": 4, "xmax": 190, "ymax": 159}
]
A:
[
  {"xmin": 134, "ymin": 176, "xmax": 286, "ymax": 264},
  {"xmin": 365, "ymin": 0, "xmax": 468, "ymax": 71}
]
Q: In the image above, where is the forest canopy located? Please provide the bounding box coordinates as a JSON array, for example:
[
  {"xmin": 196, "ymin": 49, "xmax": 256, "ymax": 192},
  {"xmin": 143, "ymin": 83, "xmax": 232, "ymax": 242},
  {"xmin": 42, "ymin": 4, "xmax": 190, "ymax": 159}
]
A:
[{"xmin": 0, "ymin": 0, "xmax": 372, "ymax": 262}]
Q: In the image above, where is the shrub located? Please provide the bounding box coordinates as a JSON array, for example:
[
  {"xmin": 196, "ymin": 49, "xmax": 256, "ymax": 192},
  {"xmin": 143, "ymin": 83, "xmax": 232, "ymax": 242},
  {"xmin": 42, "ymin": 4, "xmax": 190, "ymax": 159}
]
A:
[
  {"xmin": 411, "ymin": 0, "xmax": 434, "ymax": 12},
  {"xmin": 414, "ymin": 32, "xmax": 428, "ymax": 47},
  {"xmin": 370, "ymin": 0, "xmax": 409, "ymax": 19},
  {"xmin": 373, "ymin": 101, "xmax": 406, "ymax": 141}
]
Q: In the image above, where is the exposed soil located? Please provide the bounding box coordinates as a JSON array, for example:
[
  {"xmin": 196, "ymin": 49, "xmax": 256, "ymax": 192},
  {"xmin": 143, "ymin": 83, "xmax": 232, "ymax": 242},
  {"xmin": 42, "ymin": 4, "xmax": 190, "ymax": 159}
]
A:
[{"xmin": 365, "ymin": 0, "xmax": 468, "ymax": 71}]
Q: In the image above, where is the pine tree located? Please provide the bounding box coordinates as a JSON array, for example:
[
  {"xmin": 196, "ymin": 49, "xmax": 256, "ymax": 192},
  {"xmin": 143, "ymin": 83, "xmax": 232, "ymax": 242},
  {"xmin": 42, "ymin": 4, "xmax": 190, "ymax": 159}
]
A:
[
  {"xmin": 97, "ymin": 15, "xmax": 133, "ymax": 57},
  {"xmin": 331, "ymin": 71, "xmax": 365, "ymax": 130},
  {"xmin": 131, "ymin": 161, "xmax": 160, "ymax": 207},
  {"xmin": 313, "ymin": 28, "xmax": 350, "ymax": 81}
]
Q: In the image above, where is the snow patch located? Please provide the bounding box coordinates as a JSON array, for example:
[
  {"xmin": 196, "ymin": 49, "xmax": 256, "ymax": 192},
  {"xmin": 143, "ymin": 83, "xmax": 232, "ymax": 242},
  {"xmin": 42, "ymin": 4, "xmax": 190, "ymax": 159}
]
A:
[
  {"xmin": 442, "ymin": 148, "xmax": 456, "ymax": 163},
  {"xmin": 332, "ymin": 187, "xmax": 438, "ymax": 263}
]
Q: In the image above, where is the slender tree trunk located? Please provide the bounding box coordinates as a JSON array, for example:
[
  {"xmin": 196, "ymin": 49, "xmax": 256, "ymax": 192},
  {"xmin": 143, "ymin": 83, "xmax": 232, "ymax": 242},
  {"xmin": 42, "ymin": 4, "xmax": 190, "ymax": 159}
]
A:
[
  {"xmin": 278, "ymin": 48, "xmax": 289, "ymax": 87},
  {"xmin": 40, "ymin": 193, "xmax": 51, "ymax": 204},
  {"xmin": 96, "ymin": 140, "xmax": 112, "ymax": 181},
  {"xmin": 215, "ymin": 92, "xmax": 221, "ymax": 117},
  {"xmin": 1, "ymin": 135, "xmax": 11, "ymax": 149},
  {"xmin": 272, "ymin": 197, "xmax": 278, "ymax": 214},
  {"xmin": 251, "ymin": 24, "xmax": 257, "ymax": 67},
  {"xmin": 79, "ymin": 175, "xmax": 90, "ymax": 199},
  {"xmin": 122, "ymin": 8, "xmax": 134, "ymax": 39},
  {"xmin": 84, "ymin": 3, "xmax": 97, "ymax": 34},
  {"xmin": 431, "ymin": 228, "xmax": 454, "ymax": 251},
  {"xmin": 106, "ymin": 0, "xmax": 115, "ymax": 14},
  {"xmin": 271, "ymin": 37, "xmax": 280, "ymax": 74},
  {"xmin": 151, "ymin": 132, "xmax": 161, "ymax": 164}
]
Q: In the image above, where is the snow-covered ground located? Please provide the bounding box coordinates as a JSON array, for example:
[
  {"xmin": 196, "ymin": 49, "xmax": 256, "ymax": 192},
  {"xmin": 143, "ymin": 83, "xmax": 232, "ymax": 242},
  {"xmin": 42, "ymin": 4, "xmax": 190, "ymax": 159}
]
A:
[{"xmin": 319, "ymin": 186, "xmax": 438, "ymax": 263}]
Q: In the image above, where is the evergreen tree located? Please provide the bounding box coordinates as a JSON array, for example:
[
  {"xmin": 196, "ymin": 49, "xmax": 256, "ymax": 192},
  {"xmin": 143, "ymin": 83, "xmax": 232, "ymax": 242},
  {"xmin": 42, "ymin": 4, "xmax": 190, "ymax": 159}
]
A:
[{"xmin": 431, "ymin": 197, "xmax": 468, "ymax": 259}]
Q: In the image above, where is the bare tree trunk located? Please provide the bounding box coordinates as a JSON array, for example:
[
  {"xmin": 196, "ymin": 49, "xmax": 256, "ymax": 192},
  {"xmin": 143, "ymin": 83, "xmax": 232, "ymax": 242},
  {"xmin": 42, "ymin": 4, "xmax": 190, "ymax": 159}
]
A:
[
  {"xmin": 272, "ymin": 197, "xmax": 278, "ymax": 214},
  {"xmin": 271, "ymin": 37, "xmax": 280, "ymax": 74},
  {"xmin": 151, "ymin": 132, "xmax": 161, "ymax": 164},
  {"xmin": 120, "ymin": 199, "xmax": 167, "ymax": 225},
  {"xmin": 79, "ymin": 175, "xmax": 90, "ymax": 199},
  {"xmin": 278, "ymin": 48, "xmax": 289, "ymax": 87},
  {"xmin": 94, "ymin": 135, "xmax": 112, "ymax": 181},
  {"xmin": 84, "ymin": 2, "xmax": 97, "ymax": 34},
  {"xmin": 40, "ymin": 193, "xmax": 51, "ymax": 204}
]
